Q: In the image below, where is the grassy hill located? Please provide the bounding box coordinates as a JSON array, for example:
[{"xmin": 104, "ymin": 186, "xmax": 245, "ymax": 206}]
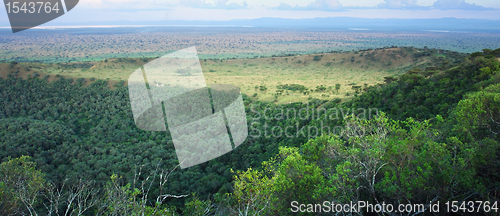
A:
[{"xmin": 0, "ymin": 47, "xmax": 465, "ymax": 103}]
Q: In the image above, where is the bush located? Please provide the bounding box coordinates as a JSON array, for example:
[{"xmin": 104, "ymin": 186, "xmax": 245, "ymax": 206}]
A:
[{"xmin": 277, "ymin": 84, "xmax": 307, "ymax": 92}]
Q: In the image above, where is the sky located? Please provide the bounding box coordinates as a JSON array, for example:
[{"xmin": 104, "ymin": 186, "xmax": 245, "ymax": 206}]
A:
[{"xmin": 1, "ymin": 0, "xmax": 500, "ymax": 25}]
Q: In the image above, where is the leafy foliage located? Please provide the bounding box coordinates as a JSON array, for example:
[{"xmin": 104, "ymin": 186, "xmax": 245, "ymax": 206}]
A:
[
  {"xmin": 0, "ymin": 48, "xmax": 499, "ymax": 215},
  {"xmin": 0, "ymin": 156, "xmax": 45, "ymax": 215},
  {"xmin": 352, "ymin": 51, "xmax": 500, "ymax": 120}
]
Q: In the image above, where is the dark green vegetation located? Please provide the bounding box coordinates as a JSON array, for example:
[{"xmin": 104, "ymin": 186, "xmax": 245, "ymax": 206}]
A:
[
  {"xmin": 355, "ymin": 49, "xmax": 500, "ymax": 121},
  {"xmin": 276, "ymin": 84, "xmax": 308, "ymax": 92},
  {"xmin": 1, "ymin": 48, "xmax": 500, "ymax": 215}
]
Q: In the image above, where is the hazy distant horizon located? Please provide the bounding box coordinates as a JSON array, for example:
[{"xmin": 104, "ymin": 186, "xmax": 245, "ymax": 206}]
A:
[
  {"xmin": 1, "ymin": 0, "xmax": 500, "ymax": 28},
  {"xmin": 1, "ymin": 17, "xmax": 498, "ymax": 32}
]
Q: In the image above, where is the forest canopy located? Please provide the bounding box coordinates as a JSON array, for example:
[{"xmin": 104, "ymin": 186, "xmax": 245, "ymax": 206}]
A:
[{"xmin": 0, "ymin": 48, "xmax": 499, "ymax": 215}]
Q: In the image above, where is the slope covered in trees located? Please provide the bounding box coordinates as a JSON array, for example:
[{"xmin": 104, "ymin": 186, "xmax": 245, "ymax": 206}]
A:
[
  {"xmin": 353, "ymin": 49, "xmax": 500, "ymax": 121},
  {"xmin": 0, "ymin": 48, "xmax": 499, "ymax": 215}
]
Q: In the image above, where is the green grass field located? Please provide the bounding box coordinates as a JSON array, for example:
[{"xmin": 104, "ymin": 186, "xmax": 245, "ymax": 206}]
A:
[{"xmin": 0, "ymin": 47, "xmax": 456, "ymax": 104}]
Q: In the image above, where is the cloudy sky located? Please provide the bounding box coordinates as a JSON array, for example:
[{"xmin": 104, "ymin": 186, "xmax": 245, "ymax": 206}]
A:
[{"xmin": 1, "ymin": 0, "xmax": 500, "ymax": 25}]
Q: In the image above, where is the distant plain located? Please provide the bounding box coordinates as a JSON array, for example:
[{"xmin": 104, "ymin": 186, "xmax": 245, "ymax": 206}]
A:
[{"xmin": 1, "ymin": 27, "xmax": 499, "ymax": 62}]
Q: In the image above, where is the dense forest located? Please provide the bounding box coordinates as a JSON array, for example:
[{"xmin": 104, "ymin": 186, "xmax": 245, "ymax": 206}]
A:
[{"xmin": 0, "ymin": 48, "xmax": 499, "ymax": 215}]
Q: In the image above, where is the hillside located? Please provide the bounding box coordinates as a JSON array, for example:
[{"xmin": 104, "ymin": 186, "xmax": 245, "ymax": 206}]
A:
[
  {"xmin": 0, "ymin": 47, "xmax": 465, "ymax": 103},
  {"xmin": 0, "ymin": 48, "xmax": 498, "ymax": 215}
]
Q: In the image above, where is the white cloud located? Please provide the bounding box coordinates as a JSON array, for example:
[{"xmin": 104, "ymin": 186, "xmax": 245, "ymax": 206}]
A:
[
  {"xmin": 75, "ymin": 0, "xmax": 499, "ymax": 11},
  {"xmin": 377, "ymin": 0, "xmax": 425, "ymax": 9},
  {"xmin": 79, "ymin": 0, "xmax": 179, "ymax": 9},
  {"xmin": 433, "ymin": 0, "xmax": 492, "ymax": 10},
  {"xmin": 180, "ymin": 0, "xmax": 248, "ymax": 9},
  {"xmin": 272, "ymin": 0, "xmax": 497, "ymax": 11},
  {"xmin": 274, "ymin": 0, "xmax": 343, "ymax": 11},
  {"xmin": 338, "ymin": 0, "xmax": 384, "ymax": 7},
  {"xmin": 22, "ymin": 0, "xmax": 489, "ymax": 21}
]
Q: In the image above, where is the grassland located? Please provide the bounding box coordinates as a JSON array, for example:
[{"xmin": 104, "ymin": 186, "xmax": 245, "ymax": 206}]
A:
[{"xmin": 1, "ymin": 47, "xmax": 459, "ymax": 103}]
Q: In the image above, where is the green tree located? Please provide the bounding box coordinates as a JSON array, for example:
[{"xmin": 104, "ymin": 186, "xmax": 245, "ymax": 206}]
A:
[
  {"xmin": 230, "ymin": 168, "xmax": 272, "ymax": 215},
  {"xmin": 263, "ymin": 147, "xmax": 334, "ymax": 214},
  {"xmin": 451, "ymin": 82, "xmax": 500, "ymax": 188},
  {"xmin": 0, "ymin": 156, "xmax": 45, "ymax": 216},
  {"xmin": 335, "ymin": 84, "xmax": 341, "ymax": 93}
]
